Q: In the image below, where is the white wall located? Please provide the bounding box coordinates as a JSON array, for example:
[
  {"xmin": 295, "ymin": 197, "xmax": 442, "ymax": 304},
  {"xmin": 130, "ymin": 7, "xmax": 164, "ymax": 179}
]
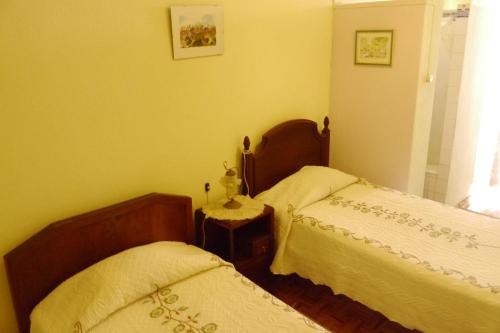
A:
[{"xmin": 331, "ymin": 0, "xmax": 441, "ymax": 194}]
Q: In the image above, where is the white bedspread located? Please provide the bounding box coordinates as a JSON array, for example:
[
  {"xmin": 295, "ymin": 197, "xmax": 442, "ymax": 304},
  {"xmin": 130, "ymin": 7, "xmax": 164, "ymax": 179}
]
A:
[
  {"xmin": 31, "ymin": 241, "xmax": 329, "ymax": 333},
  {"xmin": 258, "ymin": 168, "xmax": 500, "ymax": 333}
]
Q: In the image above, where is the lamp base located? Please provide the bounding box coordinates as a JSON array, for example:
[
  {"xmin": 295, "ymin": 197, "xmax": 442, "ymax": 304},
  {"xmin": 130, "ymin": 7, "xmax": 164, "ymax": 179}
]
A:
[{"xmin": 223, "ymin": 198, "xmax": 242, "ymax": 209}]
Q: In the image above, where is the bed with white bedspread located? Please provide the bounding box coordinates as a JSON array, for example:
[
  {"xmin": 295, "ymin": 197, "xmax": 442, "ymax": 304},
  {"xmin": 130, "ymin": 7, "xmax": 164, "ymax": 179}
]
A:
[
  {"xmin": 255, "ymin": 166, "xmax": 500, "ymax": 333},
  {"xmin": 31, "ymin": 241, "xmax": 327, "ymax": 333},
  {"xmin": 5, "ymin": 193, "xmax": 330, "ymax": 333}
]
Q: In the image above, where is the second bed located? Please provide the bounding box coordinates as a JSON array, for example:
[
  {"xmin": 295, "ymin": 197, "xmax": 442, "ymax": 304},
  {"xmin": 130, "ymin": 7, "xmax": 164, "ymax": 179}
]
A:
[{"xmin": 242, "ymin": 118, "xmax": 500, "ymax": 333}]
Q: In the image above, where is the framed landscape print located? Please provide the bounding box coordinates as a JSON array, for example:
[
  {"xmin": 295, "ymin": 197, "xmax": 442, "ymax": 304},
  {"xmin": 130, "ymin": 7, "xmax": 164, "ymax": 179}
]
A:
[
  {"xmin": 355, "ymin": 30, "xmax": 393, "ymax": 66},
  {"xmin": 170, "ymin": 6, "xmax": 224, "ymax": 60}
]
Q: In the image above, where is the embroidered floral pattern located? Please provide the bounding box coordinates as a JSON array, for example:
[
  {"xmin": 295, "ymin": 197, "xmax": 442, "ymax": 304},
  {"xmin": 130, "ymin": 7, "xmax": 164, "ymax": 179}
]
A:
[
  {"xmin": 290, "ymin": 206, "xmax": 500, "ymax": 295},
  {"xmin": 209, "ymin": 255, "xmax": 229, "ymax": 267},
  {"xmin": 327, "ymin": 195, "xmax": 480, "ymax": 249},
  {"xmin": 143, "ymin": 286, "xmax": 218, "ymax": 333},
  {"xmin": 73, "ymin": 255, "xmax": 327, "ymax": 332},
  {"xmin": 73, "ymin": 321, "xmax": 83, "ymax": 333}
]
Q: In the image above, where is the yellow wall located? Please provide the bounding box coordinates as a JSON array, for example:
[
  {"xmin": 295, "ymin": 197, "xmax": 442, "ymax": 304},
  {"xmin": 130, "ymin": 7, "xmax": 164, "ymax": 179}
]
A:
[{"xmin": 0, "ymin": 0, "xmax": 332, "ymax": 331}]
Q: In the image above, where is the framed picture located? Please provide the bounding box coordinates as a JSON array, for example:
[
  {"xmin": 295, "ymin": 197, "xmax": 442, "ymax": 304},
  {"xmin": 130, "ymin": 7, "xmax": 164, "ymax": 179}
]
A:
[
  {"xmin": 355, "ymin": 30, "xmax": 393, "ymax": 66},
  {"xmin": 170, "ymin": 6, "xmax": 224, "ymax": 60}
]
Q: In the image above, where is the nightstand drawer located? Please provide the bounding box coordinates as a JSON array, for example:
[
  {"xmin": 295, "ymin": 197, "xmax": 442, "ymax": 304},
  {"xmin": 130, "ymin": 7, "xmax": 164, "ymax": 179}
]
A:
[{"xmin": 245, "ymin": 234, "xmax": 272, "ymax": 257}]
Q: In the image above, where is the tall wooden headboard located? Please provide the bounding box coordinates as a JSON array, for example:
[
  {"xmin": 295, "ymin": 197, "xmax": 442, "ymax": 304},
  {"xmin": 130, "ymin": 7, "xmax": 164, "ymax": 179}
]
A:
[
  {"xmin": 242, "ymin": 117, "xmax": 330, "ymax": 197},
  {"xmin": 4, "ymin": 193, "xmax": 192, "ymax": 333}
]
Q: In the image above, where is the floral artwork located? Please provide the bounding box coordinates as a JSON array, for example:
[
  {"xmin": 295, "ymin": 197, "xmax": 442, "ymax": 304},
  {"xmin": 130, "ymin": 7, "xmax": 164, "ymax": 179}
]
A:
[
  {"xmin": 179, "ymin": 15, "xmax": 217, "ymax": 48},
  {"xmin": 355, "ymin": 30, "xmax": 393, "ymax": 66},
  {"xmin": 171, "ymin": 6, "xmax": 224, "ymax": 59}
]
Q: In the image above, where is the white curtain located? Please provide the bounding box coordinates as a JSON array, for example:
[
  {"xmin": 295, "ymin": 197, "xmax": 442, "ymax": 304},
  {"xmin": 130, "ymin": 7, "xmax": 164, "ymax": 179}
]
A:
[
  {"xmin": 468, "ymin": 0, "xmax": 500, "ymax": 194},
  {"xmin": 448, "ymin": 0, "xmax": 500, "ymax": 205}
]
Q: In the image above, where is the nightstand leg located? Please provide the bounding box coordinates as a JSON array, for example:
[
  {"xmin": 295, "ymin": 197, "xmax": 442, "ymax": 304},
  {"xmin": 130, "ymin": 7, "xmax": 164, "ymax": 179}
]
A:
[{"xmin": 229, "ymin": 230, "xmax": 235, "ymax": 261}]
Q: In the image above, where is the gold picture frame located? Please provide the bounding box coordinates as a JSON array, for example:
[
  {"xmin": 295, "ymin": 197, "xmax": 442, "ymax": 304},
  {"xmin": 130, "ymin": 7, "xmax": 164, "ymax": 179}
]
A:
[
  {"xmin": 355, "ymin": 30, "xmax": 393, "ymax": 66},
  {"xmin": 170, "ymin": 5, "xmax": 224, "ymax": 60}
]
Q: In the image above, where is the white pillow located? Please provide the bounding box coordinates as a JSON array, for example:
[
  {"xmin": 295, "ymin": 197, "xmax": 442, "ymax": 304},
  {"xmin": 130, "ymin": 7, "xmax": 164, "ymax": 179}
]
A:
[
  {"xmin": 30, "ymin": 241, "xmax": 229, "ymax": 333},
  {"xmin": 255, "ymin": 166, "xmax": 358, "ymax": 211}
]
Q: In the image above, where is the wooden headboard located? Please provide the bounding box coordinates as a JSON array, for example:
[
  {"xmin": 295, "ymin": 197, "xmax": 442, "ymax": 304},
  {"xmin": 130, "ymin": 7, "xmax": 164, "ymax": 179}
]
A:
[
  {"xmin": 4, "ymin": 193, "xmax": 192, "ymax": 333},
  {"xmin": 242, "ymin": 117, "xmax": 330, "ymax": 197}
]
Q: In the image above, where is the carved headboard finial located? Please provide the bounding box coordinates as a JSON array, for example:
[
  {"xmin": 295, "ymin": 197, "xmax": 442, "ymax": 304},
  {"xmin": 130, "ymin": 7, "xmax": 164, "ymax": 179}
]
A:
[
  {"xmin": 243, "ymin": 136, "xmax": 251, "ymax": 152},
  {"xmin": 322, "ymin": 116, "xmax": 330, "ymax": 134}
]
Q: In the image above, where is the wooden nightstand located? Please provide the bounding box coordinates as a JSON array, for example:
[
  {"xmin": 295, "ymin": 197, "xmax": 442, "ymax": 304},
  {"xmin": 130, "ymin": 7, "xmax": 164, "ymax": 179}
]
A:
[{"xmin": 194, "ymin": 205, "xmax": 274, "ymax": 283}]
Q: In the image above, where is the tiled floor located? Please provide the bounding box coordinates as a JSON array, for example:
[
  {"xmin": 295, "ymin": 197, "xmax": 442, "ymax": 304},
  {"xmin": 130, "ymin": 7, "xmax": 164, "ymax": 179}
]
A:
[{"xmin": 261, "ymin": 274, "xmax": 419, "ymax": 333}]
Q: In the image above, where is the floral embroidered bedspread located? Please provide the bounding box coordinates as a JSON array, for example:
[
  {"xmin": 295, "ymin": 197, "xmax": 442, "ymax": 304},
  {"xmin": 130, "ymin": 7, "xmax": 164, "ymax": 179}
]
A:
[
  {"xmin": 260, "ymin": 173, "xmax": 500, "ymax": 333},
  {"xmin": 30, "ymin": 242, "xmax": 328, "ymax": 333}
]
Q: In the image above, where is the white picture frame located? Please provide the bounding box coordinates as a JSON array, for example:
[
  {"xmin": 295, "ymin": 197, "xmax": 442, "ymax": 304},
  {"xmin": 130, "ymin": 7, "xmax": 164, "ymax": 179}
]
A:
[
  {"xmin": 170, "ymin": 5, "xmax": 224, "ymax": 60},
  {"xmin": 355, "ymin": 30, "xmax": 393, "ymax": 66}
]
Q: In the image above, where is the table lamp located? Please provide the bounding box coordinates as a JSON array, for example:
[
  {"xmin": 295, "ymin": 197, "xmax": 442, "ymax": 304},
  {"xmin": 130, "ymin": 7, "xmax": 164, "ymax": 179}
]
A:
[{"xmin": 220, "ymin": 161, "xmax": 242, "ymax": 209}]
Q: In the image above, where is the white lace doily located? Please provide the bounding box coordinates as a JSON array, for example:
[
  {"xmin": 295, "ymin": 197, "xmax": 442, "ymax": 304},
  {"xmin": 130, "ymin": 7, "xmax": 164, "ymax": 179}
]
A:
[{"xmin": 202, "ymin": 195, "xmax": 265, "ymax": 220}]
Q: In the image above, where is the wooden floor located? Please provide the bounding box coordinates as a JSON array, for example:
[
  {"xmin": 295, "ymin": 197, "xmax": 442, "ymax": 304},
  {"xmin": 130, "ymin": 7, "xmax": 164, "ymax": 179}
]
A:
[{"xmin": 261, "ymin": 274, "xmax": 420, "ymax": 333}]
